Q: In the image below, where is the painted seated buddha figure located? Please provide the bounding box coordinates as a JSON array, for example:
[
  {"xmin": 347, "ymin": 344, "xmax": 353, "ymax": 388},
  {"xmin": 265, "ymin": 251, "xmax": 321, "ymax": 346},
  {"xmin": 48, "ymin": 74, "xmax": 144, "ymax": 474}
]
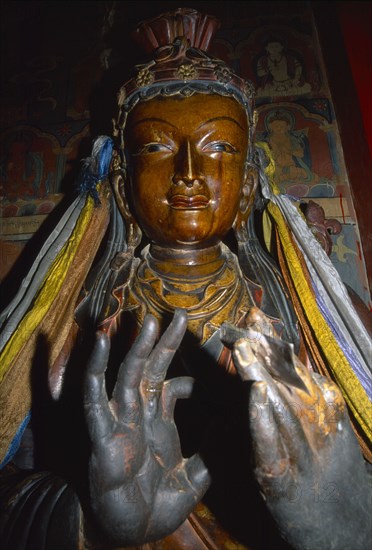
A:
[{"xmin": 0, "ymin": 9, "xmax": 371, "ymax": 550}]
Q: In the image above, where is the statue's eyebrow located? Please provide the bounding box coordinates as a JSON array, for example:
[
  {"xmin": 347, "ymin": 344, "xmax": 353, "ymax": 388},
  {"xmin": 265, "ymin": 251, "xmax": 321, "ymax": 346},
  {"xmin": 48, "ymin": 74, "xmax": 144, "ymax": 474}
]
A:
[
  {"xmin": 197, "ymin": 116, "xmax": 245, "ymax": 131},
  {"xmin": 132, "ymin": 117, "xmax": 178, "ymax": 129}
]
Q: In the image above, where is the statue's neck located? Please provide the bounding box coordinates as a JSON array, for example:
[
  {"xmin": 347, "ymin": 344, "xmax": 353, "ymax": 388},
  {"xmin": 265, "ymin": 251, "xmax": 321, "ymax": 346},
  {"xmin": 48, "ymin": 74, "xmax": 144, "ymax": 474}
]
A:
[
  {"xmin": 126, "ymin": 242, "xmax": 251, "ymax": 344},
  {"xmin": 147, "ymin": 243, "xmax": 226, "ymax": 282}
]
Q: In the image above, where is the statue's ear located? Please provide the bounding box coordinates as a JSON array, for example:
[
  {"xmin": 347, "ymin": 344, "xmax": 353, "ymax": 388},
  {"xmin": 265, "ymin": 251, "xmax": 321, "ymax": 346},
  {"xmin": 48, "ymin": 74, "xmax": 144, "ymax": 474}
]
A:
[
  {"xmin": 111, "ymin": 170, "xmax": 142, "ymax": 249},
  {"xmin": 233, "ymin": 165, "xmax": 258, "ymax": 240}
]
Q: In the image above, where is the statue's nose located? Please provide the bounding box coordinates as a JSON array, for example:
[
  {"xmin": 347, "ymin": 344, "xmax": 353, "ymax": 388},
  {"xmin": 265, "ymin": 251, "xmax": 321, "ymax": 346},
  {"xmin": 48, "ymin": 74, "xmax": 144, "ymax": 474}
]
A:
[{"xmin": 172, "ymin": 140, "xmax": 202, "ymax": 187}]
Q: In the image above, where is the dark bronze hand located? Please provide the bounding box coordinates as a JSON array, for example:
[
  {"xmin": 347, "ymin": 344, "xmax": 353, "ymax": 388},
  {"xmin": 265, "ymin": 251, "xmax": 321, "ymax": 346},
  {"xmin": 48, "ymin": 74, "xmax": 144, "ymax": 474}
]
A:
[
  {"xmin": 231, "ymin": 311, "xmax": 371, "ymax": 550},
  {"xmin": 84, "ymin": 309, "xmax": 210, "ymax": 546}
]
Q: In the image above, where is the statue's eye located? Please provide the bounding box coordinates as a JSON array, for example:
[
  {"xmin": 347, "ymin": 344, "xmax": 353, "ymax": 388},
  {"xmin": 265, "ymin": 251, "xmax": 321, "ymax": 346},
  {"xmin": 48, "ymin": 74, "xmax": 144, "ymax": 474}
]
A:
[
  {"xmin": 135, "ymin": 142, "xmax": 172, "ymax": 155},
  {"xmin": 202, "ymin": 141, "xmax": 237, "ymax": 154}
]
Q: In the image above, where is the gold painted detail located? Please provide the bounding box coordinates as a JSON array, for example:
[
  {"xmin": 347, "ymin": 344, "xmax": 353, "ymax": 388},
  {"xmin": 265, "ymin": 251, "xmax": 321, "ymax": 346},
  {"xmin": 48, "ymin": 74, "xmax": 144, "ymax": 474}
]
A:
[
  {"xmin": 135, "ymin": 67, "xmax": 155, "ymax": 87},
  {"xmin": 124, "ymin": 248, "xmax": 252, "ymax": 343},
  {"xmin": 176, "ymin": 63, "xmax": 198, "ymax": 81}
]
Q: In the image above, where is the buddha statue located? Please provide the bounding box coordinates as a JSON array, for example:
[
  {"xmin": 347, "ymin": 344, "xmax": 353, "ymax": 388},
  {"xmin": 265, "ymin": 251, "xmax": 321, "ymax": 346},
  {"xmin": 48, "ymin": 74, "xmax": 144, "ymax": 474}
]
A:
[{"xmin": 0, "ymin": 9, "xmax": 371, "ymax": 550}]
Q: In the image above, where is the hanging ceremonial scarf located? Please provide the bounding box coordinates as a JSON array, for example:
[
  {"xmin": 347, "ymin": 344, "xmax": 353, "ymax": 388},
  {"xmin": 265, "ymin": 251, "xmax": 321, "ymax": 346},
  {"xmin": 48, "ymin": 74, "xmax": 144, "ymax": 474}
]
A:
[
  {"xmin": 0, "ymin": 137, "xmax": 113, "ymax": 467},
  {"xmin": 256, "ymin": 142, "xmax": 372, "ymax": 459}
]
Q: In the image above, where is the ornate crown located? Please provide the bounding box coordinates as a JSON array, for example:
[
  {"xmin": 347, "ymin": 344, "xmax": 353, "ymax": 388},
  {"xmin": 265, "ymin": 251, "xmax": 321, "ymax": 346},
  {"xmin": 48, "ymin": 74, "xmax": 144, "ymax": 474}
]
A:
[{"xmin": 114, "ymin": 8, "xmax": 256, "ymax": 136}]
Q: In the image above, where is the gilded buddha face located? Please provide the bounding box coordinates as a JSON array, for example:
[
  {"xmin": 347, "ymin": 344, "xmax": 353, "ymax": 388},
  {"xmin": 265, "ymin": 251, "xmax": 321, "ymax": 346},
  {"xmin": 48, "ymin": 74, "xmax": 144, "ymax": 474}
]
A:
[{"xmin": 124, "ymin": 94, "xmax": 255, "ymax": 249}]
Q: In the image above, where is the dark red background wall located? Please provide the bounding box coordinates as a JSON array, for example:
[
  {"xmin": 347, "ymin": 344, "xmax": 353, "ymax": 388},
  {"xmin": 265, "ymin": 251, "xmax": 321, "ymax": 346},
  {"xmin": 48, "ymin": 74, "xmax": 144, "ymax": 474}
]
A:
[{"xmin": 338, "ymin": 1, "xmax": 372, "ymax": 156}]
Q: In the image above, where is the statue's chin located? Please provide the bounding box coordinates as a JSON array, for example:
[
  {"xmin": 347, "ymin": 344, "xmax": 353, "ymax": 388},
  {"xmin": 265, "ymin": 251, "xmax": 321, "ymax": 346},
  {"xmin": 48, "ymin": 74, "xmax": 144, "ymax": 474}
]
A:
[{"xmin": 141, "ymin": 210, "xmax": 235, "ymax": 251}]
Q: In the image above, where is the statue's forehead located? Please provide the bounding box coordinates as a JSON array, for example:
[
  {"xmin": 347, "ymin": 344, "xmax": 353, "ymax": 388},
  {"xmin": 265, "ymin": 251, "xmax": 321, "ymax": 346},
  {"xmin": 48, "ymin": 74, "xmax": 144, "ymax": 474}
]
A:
[{"xmin": 126, "ymin": 94, "xmax": 248, "ymax": 134}]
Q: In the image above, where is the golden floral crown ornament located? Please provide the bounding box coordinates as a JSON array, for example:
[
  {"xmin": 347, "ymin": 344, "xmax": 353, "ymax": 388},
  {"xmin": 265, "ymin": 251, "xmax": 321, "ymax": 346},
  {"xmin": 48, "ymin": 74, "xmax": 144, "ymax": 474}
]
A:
[{"xmin": 113, "ymin": 8, "xmax": 257, "ymax": 160}]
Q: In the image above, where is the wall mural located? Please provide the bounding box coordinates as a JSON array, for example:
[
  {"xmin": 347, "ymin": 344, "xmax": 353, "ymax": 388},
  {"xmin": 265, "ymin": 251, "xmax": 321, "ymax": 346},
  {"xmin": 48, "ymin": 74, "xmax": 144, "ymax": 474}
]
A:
[
  {"xmin": 0, "ymin": 124, "xmax": 90, "ymax": 211},
  {"xmin": 247, "ymin": 25, "xmax": 323, "ymax": 98},
  {"xmin": 255, "ymin": 38, "xmax": 312, "ymax": 97},
  {"xmin": 256, "ymin": 103, "xmax": 337, "ymax": 198},
  {"xmin": 330, "ymin": 226, "xmax": 370, "ymax": 306},
  {"xmin": 1, "ymin": 127, "xmax": 58, "ymax": 203}
]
